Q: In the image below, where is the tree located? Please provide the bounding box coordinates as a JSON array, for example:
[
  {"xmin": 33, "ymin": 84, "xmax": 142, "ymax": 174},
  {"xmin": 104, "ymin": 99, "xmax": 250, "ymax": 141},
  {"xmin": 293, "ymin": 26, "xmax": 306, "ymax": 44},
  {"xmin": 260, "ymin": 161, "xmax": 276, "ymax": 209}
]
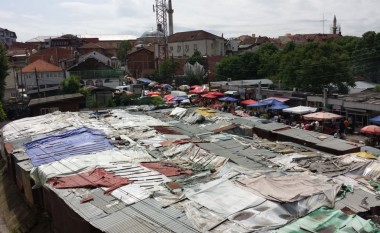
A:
[
  {"xmin": 155, "ymin": 59, "xmax": 179, "ymax": 83},
  {"xmin": 117, "ymin": 40, "xmax": 132, "ymax": 66},
  {"xmin": 279, "ymin": 41, "xmax": 354, "ymax": 94},
  {"xmin": 352, "ymin": 31, "xmax": 380, "ymax": 82},
  {"xmin": 0, "ymin": 44, "xmax": 9, "ymax": 100},
  {"xmin": 256, "ymin": 43, "xmax": 280, "ymax": 79},
  {"xmin": 186, "ymin": 50, "xmax": 204, "ymax": 66},
  {"xmin": 61, "ymin": 76, "xmax": 81, "ymax": 94},
  {"xmin": 216, "ymin": 52, "xmax": 259, "ymax": 81}
]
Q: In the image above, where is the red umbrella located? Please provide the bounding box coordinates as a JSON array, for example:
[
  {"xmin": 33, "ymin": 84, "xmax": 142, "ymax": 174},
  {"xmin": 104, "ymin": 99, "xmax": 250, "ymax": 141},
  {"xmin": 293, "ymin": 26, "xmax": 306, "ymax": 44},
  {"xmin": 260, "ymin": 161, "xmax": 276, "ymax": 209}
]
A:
[
  {"xmin": 190, "ymin": 85, "xmax": 201, "ymax": 89},
  {"xmin": 201, "ymin": 93, "xmax": 217, "ymax": 99},
  {"xmin": 164, "ymin": 94, "xmax": 175, "ymax": 100},
  {"xmin": 241, "ymin": 99, "xmax": 257, "ymax": 105},
  {"xmin": 189, "ymin": 87, "xmax": 204, "ymax": 94},
  {"xmin": 302, "ymin": 111, "xmax": 343, "ymax": 121},
  {"xmin": 360, "ymin": 125, "xmax": 380, "ymax": 135},
  {"xmin": 147, "ymin": 91, "xmax": 161, "ymax": 96},
  {"xmin": 209, "ymin": 91, "xmax": 225, "ymax": 97}
]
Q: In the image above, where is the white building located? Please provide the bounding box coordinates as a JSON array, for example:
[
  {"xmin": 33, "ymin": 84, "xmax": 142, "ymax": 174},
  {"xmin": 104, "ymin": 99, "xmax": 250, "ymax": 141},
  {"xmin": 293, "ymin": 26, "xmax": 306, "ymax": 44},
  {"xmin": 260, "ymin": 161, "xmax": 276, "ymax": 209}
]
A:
[
  {"xmin": 18, "ymin": 59, "xmax": 65, "ymax": 96},
  {"xmin": 167, "ymin": 30, "xmax": 225, "ymax": 58}
]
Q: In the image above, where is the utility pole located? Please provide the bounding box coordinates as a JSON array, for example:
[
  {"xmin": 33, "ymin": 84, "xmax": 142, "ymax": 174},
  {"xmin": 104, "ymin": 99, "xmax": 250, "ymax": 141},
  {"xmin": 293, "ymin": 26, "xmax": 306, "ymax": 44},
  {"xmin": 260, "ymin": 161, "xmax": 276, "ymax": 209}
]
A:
[{"xmin": 34, "ymin": 68, "xmax": 41, "ymax": 98}]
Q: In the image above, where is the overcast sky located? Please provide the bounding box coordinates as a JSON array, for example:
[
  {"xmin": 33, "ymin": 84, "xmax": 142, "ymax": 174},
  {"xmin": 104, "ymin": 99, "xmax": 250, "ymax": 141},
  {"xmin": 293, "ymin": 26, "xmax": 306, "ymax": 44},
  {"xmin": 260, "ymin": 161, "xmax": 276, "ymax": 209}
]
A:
[{"xmin": 2, "ymin": 0, "xmax": 380, "ymax": 42}]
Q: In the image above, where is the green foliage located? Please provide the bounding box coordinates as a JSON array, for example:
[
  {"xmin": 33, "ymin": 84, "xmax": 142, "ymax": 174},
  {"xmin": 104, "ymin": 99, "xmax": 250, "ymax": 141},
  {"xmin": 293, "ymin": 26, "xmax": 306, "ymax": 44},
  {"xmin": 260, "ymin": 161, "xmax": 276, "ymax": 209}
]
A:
[
  {"xmin": 156, "ymin": 59, "xmax": 179, "ymax": 83},
  {"xmin": 0, "ymin": 44, "xmax": 9, "ymax": 100},
  {"xmin": 279, "ymin": 41, "xmax": 354, "ymax": 93},
  {"xmin": 117, "ymin": 40, "xmax": 132, "ymax": 65},
  {"xmin": 136, "ymin": 96, "xmax": 165, "ymax": 106},
  {"xmin": 0, "ymin": 102, "xmax": 7, "ymax": 121},
  {"xmin": 107, "ymin": 98, "xmax": 116, "ymax": 107},
  {"xmin": 352, "ymin": 31, "xmax": 380, "ymax": 82},
  {"xmin": 86, "ymin": 95, "xmax": 98, "ymax": 109},
  {"xmin": 186, "ymin": 50, "xmax": 204, "ymax": 65},
  {"xmin": 216, "ymin": 36, "xmax": 363, "ymax": 94},
  {"xmin": 61, "ymin": 76, "xmax": 81, "ymax": 94},
  {"xmin": 374, "ymin": 84, "xmax": 380, "ymax": 92}
]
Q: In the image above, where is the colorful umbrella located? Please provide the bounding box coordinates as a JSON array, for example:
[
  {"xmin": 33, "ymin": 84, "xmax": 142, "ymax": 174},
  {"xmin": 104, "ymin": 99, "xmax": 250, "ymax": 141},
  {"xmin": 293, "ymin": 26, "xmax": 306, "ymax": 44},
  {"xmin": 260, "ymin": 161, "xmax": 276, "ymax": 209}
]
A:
[
  {"xmin": 147, "ymin": 91, "xmax": 161, "ymax": 96},
  {"xmin": 360, "ymin": 125, "xmax": 380, "ymax": 135},
  {"xmin": 247, "ymin": 102, "xmax": 268, "ymax": 107},
  {"xmin": 267, "ymin": 104, "xmax": 290, "ymax": 110},
  {"xmin": 219, "ymin": 96, "xmax": 239, "ymax": 102},
  {"xmin": 189, "ymin": 87, "xmax": 203, "ymax": 94},
  {"xmin": 172, "ymin": 96, "xmax": 188, "ymax": 101},
  {"xmin": 209, "ymin": 91, "xmax": 225, "ymax": 97},
  {"xmin": 179, "ymin": 85, "xmax": 190, "ymax": 91},
  {"xmin": 241, "ymin": 99, "xmax": 257, "ymax": 105},
  {"xmin": 164, "ymin": 94, "xmax": 175, "ymax": 100},
  {"xmin": 201, "ymin": 93, "xmax": 218, "ymax": 99},
  {"xmin": 190, "ymin": 85, "xmax": 201, "ymax": 89},
  {"xmin": 148, "ymin": 81, "xmax": 158, "ymax": 87},
  {"xmin": 161, "ymin": 84, "xmax": 173, "ymax": 89},
  {"xmin": 302, "ymin": 112, "xmax": 344, "ymax": 121}
]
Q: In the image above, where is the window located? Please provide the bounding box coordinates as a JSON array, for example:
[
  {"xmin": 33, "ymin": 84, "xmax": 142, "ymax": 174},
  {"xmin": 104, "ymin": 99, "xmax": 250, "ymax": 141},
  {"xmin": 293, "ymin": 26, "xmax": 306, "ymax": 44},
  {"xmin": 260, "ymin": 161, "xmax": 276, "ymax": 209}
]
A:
[
  {"xmin": 185, "ymin": 45, "xmax": 189, "ymax": 52},
  {"xmin": 177, "ymin": 45, "xmax": 181, "ymax": 52},
  {"xmin": 169, "ymin": 46, "xmax": 173, "ymax": 51},
  {"xmin": 194, "ymin": 44, "xmax": 198, "ymax": 50}
]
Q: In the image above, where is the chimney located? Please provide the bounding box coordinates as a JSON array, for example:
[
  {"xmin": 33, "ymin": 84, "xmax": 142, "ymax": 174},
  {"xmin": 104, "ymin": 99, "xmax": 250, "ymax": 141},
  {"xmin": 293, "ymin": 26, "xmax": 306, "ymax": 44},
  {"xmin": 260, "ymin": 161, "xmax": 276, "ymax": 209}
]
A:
[{"xmin": 252, "ymin": 34, "xmax": 256, "ymax": 38}]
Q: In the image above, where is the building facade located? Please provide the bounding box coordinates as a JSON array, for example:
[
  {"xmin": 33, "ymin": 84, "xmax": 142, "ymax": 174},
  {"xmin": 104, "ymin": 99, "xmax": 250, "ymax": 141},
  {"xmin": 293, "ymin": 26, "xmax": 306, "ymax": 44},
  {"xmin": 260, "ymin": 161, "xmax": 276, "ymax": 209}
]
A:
[
  {"xmin": 0, "ymin": 28, "xmax": 17, "ymax": 47},
  {"xmin": 167, "ymin": 30, "xmax": 225, "ymax": 58},
  {"xmin": 18, "ymin": 59, "xmax": 65, "ymax": 97}
]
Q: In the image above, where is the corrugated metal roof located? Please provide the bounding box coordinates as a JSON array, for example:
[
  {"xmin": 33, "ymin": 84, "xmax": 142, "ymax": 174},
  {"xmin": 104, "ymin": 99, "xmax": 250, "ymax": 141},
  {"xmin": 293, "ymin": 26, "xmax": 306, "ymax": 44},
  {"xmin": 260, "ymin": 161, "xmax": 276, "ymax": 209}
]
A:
[
  {"xmin": 90, "ymin": 199, "xmax": 199, "ymax": 233},
  {"xmin": 335, "ymin": 188, "xmax": 380, "ymax": 213},
  {"xmin": 254, "ymin": 122, "xmax": 290, "ymax": 131}
]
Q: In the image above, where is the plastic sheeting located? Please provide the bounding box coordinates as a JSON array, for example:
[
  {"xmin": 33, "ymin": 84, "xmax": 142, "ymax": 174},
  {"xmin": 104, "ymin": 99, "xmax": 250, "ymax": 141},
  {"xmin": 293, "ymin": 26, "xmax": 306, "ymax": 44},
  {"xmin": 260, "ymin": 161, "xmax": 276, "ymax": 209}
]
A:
[
  {"xmin": 25, "ymin": 127, "xmax": 112, "ymax": 166},
  {"xmin": 170, "ymin": 107, "xmax": 188, "ymax": 119},
  {"xmin": 228, "ymin": 200, "xmax": 293, "ymax": 232},
  {"xmin": 30, "ymin": 150, "xmax": 140, "ymax": 187},
  {"xmin": 48, "ymin": 168, "xmax": 131, "ymax": 194},
  {"xmin": 239, "ymin": 174, "xmax": 341, "ymax": 202},
  {"xmin": 274, "ymin": 207, "xmax": 380, "ymax": 233},
  {"xmin": 101, "ymin": 109, "xmax": 169, "ymax": 129},
  {"xmin": 107, "ymin": 184, "xmax": 151, "ymax": 205},
  {"xmin": 185, "ymin": 178, "xmax": 267, "ymax": 217}
]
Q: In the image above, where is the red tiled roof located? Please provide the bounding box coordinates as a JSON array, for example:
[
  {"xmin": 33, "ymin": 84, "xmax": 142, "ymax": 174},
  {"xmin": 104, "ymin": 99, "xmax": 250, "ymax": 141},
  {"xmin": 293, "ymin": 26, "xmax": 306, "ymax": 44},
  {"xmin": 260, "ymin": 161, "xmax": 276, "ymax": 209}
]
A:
[
  {"xmin": 168, "ymin": 30, "xmax": 223, "ymax": 43},
  {"xmin": 28, "ymin": 47, "xmax": 73, "ymax": 65},
  {"xmin": 240, "ymin": 36, "xmax": 271, "ymax": 45},
  {"xmin": 20, "ymin": 59, "xmax": 62, "ymax": 73}
]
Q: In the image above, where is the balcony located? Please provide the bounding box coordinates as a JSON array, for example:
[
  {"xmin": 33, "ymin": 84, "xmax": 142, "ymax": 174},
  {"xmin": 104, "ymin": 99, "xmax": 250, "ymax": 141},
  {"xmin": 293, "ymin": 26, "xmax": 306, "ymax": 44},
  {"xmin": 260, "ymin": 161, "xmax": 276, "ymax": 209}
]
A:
[{"xmin": 69, "ymin": 69, "xmax": 124, "ymax": 79}]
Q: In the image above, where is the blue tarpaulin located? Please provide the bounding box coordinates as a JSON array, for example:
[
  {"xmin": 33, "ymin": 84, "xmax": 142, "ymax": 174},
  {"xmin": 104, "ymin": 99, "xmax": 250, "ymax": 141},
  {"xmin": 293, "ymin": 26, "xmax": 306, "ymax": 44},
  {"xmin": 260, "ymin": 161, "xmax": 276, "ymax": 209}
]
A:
[
  {"xmin": 267, "ymin": 104, "xmax": 290, "ymax": 110},
  {"xmin": 369, "ymin": 116, "xmax": 380, "ymax": 124},
  {"xmin": 219, "ymin": 96, "xmax": 239, "ymax": 102},
  {"xmin": 24, "ymin": 127, "xmax": 112, "ymax": 166}
]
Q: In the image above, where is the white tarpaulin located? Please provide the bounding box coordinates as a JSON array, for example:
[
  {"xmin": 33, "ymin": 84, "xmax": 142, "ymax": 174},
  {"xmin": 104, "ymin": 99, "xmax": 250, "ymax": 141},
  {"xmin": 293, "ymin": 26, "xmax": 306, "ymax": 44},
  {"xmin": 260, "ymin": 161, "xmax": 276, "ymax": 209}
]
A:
[
  {"xmin": 282, "ymin": 106, "xmax": 318, "ymax": 115},
  {"xmin": 185, "ymin": 178, "xmax": 266, "ymax": 217},
  {"xmin": 239, "ymin": 174, "xmax": 340, "ymax": 202}
]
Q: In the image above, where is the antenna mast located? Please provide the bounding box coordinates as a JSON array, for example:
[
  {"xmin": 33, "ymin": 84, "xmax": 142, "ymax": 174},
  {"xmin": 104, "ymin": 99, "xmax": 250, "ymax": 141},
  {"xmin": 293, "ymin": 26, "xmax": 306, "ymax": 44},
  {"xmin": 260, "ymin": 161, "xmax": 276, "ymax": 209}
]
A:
[{"xmin": 155, "ymin": 0, "xmax": 168, "ymax": 39}]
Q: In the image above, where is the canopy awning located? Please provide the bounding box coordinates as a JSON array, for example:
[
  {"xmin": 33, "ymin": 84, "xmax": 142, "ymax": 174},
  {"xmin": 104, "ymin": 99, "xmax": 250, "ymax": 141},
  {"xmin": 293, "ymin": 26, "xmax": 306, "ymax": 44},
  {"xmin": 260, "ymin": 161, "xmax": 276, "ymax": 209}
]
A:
[
  {"xmin": 282, "ymin": 106, "xmax": 318, "ymax": 114},
  {"xmin": 302, "ymin": 111, "xmax": 343, "ymax": 121}
]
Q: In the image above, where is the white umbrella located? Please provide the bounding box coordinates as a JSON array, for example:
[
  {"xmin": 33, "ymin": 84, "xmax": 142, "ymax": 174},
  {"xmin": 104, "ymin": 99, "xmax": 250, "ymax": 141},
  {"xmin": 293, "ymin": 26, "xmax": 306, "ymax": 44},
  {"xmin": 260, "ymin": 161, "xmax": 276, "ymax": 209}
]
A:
[{"xmin": 282, "ymin": 106, "xmax": 318, "ymax": 114}]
